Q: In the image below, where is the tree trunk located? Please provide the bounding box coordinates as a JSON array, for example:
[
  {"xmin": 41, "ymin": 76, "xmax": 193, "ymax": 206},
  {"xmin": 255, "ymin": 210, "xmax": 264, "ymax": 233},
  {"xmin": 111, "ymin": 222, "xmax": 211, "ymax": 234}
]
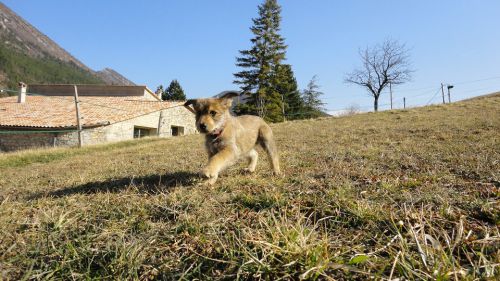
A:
[
  {"xmin": 257, "ymin": 95, "xmax": 265, "ymax": 118},
  {"xmin": 374, "ymin": 96, "xmax": 379, "ymax": 112}
]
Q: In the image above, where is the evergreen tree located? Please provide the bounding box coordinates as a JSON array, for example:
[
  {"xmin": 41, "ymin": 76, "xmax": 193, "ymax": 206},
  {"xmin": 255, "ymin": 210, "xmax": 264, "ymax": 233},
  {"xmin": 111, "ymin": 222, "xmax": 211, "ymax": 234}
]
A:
[
  {"xmin": 162, "ymin": 79, "xmax": 186, "ymax": 101},
  {"xmin": 274, "ymin": 64, "xmax": 303, "ymax": 120},
  {"xmin": 302, "ymin": 75, "xmax": 326, "ymax": 118},
  {"xmin": 233, "ymin": 0, "xmax": 287, "ymax": 122}
]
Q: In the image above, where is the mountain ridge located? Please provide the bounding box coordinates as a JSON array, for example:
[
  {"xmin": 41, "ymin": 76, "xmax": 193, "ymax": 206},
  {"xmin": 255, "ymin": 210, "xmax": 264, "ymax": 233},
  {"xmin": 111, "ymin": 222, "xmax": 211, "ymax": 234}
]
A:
[{"xmin": 0, "ymin": 2, "xmax": 135, "ymax": 90}]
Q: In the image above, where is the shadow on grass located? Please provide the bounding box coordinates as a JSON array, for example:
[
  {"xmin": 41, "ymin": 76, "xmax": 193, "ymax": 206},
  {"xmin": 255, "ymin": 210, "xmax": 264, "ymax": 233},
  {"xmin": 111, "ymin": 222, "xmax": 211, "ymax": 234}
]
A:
[{"xmin": 30, "ymin": 171, "xmax": 200, "ymax": 199}]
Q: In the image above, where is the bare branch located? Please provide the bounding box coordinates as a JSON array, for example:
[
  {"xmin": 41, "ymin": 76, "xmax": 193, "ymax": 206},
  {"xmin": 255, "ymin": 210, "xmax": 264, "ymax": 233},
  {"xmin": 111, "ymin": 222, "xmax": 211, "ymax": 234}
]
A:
[{"xmin": 345, "ymin": 39, "xmax": 413, "ymax": 111}]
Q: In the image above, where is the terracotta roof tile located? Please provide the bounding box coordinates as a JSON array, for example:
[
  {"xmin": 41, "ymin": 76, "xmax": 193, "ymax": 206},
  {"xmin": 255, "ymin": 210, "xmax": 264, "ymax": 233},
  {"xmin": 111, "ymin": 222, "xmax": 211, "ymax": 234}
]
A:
[{"xmin": 0, "ymin": 95, "xmax": 185, "ymax": 128}]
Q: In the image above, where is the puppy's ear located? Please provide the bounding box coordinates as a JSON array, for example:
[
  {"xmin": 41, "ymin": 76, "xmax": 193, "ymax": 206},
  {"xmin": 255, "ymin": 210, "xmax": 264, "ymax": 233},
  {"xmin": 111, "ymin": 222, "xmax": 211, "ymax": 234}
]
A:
[
  {"xmin": 220, "ymin": 91, "xmax": 240, "ymax": 100},
  {"xmin": 184, "ymin": 99, "xmax": 197, "ymax": 107},
  {"xmin": 218, "ymin": 91, "xmax": 240, "ymax": 108},
  {"xmin": 184, "ymin": 99, "xmax": 198, "ymax": 114}
]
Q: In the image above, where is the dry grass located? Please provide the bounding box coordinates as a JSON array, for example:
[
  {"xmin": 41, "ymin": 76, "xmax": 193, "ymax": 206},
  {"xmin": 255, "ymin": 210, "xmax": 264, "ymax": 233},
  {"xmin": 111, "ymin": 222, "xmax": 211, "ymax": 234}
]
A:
[{"xmin": 1, "ymin": 95, "xmax": 499, "ymax": 280}]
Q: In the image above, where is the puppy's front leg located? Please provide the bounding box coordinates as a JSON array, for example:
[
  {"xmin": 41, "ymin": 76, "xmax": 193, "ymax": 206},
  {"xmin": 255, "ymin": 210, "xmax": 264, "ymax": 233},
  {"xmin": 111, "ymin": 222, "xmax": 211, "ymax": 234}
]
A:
[{"xmin": 203, "ymin": 148, "xmax": 235, "ymax": 185}]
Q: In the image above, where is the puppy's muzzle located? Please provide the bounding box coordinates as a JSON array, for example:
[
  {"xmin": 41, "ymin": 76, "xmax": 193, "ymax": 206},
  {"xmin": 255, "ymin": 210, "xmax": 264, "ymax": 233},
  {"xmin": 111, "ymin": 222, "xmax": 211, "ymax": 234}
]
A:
[{"xmin": 199, "ymin": 123, "xmax": 208, "ymax": 133}]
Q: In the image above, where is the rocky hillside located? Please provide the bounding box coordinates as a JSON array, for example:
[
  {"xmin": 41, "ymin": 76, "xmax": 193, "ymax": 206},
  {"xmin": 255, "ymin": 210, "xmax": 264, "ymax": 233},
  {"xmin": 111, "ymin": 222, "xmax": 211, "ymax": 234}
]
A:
[
  {"xmin": 96, "ymin": 68, "xmax": 135, "ymax": 86},
  {"xmin": 0, "ymin": 2, "xmax": 134, "ymax": 91}
]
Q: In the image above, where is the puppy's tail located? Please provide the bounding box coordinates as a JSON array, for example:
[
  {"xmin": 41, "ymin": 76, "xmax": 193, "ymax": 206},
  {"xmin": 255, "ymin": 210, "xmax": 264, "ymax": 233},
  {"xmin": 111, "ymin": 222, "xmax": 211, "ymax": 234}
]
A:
[{"xmin": 258, "ymin": 123, "xmax": 281, "ymax": 175}]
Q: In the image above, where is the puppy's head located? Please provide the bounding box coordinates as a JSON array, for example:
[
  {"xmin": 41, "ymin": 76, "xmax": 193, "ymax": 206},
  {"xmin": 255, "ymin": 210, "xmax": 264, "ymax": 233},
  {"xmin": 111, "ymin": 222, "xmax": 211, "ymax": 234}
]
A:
[{"xmin": 184, "ymin": 91, "xmax": 239, "ymax": 134}]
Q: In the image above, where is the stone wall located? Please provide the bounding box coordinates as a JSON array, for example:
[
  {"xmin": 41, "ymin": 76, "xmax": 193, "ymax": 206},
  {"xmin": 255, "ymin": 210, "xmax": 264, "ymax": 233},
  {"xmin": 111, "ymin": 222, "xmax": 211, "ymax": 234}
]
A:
[
  {"xmin": 158, "ymin": 105, "xmax": 198, "ymax": 137},
  {"xmin": 0, "ymin": 132, "xmax": 54, "ymax": 151},
  {"xmin": 81, "ymin": 105, "xmax": 197, "ymax": 144},
  {"xmin": 0, "ymin": 106, "xmax": 196, "ymax": 152}
]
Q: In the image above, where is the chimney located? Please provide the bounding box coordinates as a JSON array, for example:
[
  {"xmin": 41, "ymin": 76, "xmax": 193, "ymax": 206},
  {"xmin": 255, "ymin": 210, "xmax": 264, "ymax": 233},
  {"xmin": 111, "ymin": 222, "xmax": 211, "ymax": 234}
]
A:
[
  {"xmin": 155, "ymin": 88, "xmax": 163, "ymax": 100},
  {"xmin": 18, "ymin": 82, "xmax": 27, "ymax": 103}
]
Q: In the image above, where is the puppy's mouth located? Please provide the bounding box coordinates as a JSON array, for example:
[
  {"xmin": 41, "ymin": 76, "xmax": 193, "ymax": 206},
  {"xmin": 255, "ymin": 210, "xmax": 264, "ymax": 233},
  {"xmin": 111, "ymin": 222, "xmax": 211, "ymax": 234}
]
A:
[{"xmin": 209, "ymin": 127, "xmax": 224, "ymax": 138}]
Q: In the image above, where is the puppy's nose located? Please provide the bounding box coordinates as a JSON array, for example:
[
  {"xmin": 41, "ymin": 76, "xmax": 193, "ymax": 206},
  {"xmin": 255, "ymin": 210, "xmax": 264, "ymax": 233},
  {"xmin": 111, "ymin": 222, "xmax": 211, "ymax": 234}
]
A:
[{"xmin": 200, "ymin": 123, "xmax": 207, "ymax": 131}]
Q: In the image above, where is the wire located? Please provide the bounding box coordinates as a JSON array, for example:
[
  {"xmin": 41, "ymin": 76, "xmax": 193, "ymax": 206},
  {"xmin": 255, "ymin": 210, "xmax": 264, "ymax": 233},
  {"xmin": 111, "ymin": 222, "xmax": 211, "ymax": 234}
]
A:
[
  {"xmin": 0, "ymin": 129, "xmax": 78, "ymax": 134},
  {"xmin": 453, "ymin": 87, "xmax": 497, "ymax": 96},
  {"xmin": 452, "ymin": 75, "xmax": 500, "ymax": 86},
  {"xmin": 2, "ymin": 77, "xmax": 498, "ymax": 123},
  {"xmin": 0, "ymin": 88, "xmax": 187, "ymax": 115},
  {"xmin": 424, "ymin": 88, "xmax": 442, "ymax": 105}
]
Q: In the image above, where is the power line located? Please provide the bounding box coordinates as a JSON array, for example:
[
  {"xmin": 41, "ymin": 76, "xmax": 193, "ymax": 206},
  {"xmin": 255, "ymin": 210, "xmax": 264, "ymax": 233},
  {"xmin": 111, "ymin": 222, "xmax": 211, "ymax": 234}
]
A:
[
  {"xmin": 425, "ymin": 88, "xmax": 443, "ymax": 105},
  {"xmin": 387, "ymin": 75, "xmax": 500, "ymax": 93},
  {"xmin": 452, "ymin": 75, "xmax": 500, "ymax": 86},
  {"xmin": 0, "ymin": 88, "xmax": 187, "ymax": 114},
  {"xmin": 2, "ymin": 74, "xmax": 498, "ymax": 119},
  {"xmin": 452, "ymin": 87, "xmax": 497, "ymax": 96},
  {"xmin": 0, "ymin": 129, "xmax": 78, "ymax": 134}
]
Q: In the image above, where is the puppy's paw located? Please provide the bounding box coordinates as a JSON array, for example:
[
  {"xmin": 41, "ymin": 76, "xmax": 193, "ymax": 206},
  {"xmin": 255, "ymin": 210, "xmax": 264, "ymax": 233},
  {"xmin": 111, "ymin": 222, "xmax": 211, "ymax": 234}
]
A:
[
  {"xmin": 243, "ymin": 167, "xmax": 255, "ymax": 173},
  {"xmin": 201, "ymin": 167, "xmax": 218, "ymax": 185},
  {"xmin": 205, "ymin": 177, "xmax": 218, "ymax": 186},
  {"xmin": 201, "ymin": 167, "xmax": 214, "ymax": 178}
]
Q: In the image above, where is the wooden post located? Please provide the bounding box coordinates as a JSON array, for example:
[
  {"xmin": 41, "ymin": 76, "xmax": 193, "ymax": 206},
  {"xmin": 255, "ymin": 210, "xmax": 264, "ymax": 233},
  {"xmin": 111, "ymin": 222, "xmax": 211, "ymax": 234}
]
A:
[
  {"xmin": 447, "ymin": 86, "xmax": 451, "ymax": 103},
  {"xmin": 389, "ymin": 83, "xmax": 393, "ymax": 110},
  {"xmin": 441, "ymin": 83, "xmax": 446, "ymax": 104},
  {"xmin": 73, "ymin": 85, "xmax": 83, "ymax": 147},
  {"xmin": 157, "ymin": 110, "xmax": 163, "ymax": 136},
  {"xmin": 403, "ymin": 97, "xmax": 406, "ymax": 109}
]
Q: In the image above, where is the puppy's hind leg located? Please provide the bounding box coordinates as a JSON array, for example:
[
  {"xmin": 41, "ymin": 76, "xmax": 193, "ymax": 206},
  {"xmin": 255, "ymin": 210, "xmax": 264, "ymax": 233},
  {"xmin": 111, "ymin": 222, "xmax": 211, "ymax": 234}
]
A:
[
  {"xmin": 244, "ymin": 149, "xmax": 258, "ymax": 173},
  {"xmin": 258, "ymin": 124, "xmax": 281, "ymax": 175}
]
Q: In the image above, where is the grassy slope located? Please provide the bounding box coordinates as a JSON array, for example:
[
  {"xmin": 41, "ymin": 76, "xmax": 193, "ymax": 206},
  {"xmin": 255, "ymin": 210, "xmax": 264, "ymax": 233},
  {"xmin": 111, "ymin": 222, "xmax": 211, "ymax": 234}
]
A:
[
  {"xmin": 0, "ymin": 44, "xmax": 103, "ymax": 91},
  {"xmin": 0, "ymin": 95, "xmax": 499, "ymax": 280}
]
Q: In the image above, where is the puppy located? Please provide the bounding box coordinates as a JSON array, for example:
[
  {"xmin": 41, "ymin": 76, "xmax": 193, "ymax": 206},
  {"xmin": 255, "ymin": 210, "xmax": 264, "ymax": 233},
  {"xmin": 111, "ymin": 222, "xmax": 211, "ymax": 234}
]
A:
[{"xmin": 185, "ymin": 91, "xmax": 281, "ymax": 185}]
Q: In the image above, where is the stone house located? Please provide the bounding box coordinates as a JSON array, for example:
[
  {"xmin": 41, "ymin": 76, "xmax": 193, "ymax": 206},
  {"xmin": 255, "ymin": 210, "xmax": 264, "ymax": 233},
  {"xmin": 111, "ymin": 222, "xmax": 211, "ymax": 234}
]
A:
[{"xmin": 0, "ymin": 84, "xmax": 196, "ymax": 151}]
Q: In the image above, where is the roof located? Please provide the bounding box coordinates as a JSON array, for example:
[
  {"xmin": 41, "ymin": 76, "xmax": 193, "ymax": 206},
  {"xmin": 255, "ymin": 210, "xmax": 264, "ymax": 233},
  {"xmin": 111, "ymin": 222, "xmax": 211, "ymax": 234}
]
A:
[
  {"xmin": 0, "ymin": 95, "xmax": 185, "ymax": 129},
  {"xmin": 28, "ymin": 84, "xmax": 161, "ymax": 101}
]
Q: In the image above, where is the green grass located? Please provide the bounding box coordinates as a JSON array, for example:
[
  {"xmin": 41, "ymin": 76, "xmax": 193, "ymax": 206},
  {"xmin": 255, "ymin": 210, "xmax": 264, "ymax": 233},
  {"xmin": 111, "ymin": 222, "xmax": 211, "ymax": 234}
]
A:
[
  {"xmin": 0, "ymin": 94, "xmax": 499, "ymax": 280},
  {"xmin": 0, "ymin": 138, "xmax": 164, "ymax": 169}
]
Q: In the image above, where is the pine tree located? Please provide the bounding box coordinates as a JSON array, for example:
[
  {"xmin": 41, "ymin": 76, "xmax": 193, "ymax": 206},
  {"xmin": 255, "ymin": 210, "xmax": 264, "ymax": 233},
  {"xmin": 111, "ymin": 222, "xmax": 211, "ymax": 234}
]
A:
[
  {"xmin": 302, "ymin": 75, "xmax": 326, "ymax": 118},
  {"xmin": 233, "ymin": 0, "xmax": 287, "ymax": 122},
  {"xmin": 274, "ymin": 64, "xmax": 303, "ymax": 120},
  {"xmin": 162, "ymin": 80, "xmax": 186, "ymax": 101}
]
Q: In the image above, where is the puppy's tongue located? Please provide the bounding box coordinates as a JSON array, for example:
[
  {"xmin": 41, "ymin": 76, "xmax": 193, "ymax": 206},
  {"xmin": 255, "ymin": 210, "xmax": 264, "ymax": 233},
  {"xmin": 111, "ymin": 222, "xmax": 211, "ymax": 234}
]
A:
[{"xmin": 210, "ymin": 127, "xmax": 223, "ymax": 137}]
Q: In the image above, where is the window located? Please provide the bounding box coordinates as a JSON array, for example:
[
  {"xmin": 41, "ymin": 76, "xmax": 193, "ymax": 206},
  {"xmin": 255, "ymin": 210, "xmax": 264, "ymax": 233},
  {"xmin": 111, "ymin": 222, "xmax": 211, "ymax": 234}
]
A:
[
  {"xmin": 133, "ymin": 127, "xmax": 155, "ymax": 138},
  {"xmin": 171, "ymin": 126, "xmax": 184, "ymax": 136}
]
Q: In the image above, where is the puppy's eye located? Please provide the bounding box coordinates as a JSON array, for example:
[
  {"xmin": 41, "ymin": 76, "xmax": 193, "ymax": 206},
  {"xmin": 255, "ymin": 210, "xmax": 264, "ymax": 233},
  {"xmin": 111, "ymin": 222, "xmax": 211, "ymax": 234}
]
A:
[{"xmin": 209, "ymin": 110, "xmax": 217, "ymax": 117}]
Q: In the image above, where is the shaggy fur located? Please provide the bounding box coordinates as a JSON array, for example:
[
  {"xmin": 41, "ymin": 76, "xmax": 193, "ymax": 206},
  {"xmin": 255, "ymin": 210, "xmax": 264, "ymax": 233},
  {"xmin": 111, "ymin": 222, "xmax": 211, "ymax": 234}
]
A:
[{"xmin": 185, "ymin": 91, "xmax": 281, "ymax": 185}]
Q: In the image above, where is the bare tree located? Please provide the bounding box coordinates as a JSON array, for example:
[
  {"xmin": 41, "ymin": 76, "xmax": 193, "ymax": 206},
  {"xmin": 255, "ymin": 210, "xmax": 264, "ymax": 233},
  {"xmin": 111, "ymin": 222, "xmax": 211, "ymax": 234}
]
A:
[
  {"xmin": 341, "ymin": 103, "xmax": 361, "ymax": 116},
  {"xmin": 345, "ymin": 39, "xmax": 413, "ymax": 111}
]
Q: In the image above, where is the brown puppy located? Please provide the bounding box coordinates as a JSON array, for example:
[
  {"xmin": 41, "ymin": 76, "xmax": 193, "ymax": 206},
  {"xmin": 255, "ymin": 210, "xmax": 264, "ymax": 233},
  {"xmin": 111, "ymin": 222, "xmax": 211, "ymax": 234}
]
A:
[{"xmin": 185, "ymin": 91, "xmax": 281, "ymax": 185}]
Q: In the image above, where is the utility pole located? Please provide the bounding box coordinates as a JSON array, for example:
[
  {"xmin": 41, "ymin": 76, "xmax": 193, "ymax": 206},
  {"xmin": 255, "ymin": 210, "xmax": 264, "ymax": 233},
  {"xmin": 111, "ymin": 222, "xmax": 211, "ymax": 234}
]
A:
[
  {"xmin": 389, "ymin": 83, "xmax": 393, "ymax": 110},
  {"xmin": 447, "ymin": 85, "xmax": 454, "ymax": 103},
  {"xmin": 441, "ymin": 83, "xmax": 446, "ymax": 104},
  {"xmin": 403, "ymin": 97, "xmax": 406, "ymax": 109},
  {"xmin": 73, "ymin": 85, "xmax": 83, "ymax": 148}
]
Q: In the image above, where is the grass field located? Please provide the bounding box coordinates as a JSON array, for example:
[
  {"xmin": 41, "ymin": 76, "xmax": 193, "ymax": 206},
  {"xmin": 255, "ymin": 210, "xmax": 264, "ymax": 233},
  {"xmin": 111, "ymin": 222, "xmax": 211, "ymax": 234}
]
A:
[{"xmin": 1, "ymin": 94, "xmax": 499, "ymax": 280}]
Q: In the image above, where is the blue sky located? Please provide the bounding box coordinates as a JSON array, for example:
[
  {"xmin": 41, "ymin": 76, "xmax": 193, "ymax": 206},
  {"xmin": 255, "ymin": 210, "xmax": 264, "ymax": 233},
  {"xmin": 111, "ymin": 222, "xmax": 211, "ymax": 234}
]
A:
[{"xmin": 4, "ymin": 0, "xmax": 500, "ymax": 112}]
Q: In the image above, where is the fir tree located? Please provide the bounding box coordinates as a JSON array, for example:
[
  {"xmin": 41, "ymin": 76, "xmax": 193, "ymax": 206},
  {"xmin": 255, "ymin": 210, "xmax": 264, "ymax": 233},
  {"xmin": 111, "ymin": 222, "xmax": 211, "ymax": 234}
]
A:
[
  {"xmin": 233, "ymin": 0, "xmax": 287, "ymax": 122},
  {"xmin": 162, "ymin": 79, "xmax": 186, "ymax": 101},
  {"xmin": 302, "ymin": 75, "xmax": 326, "ymax": 118},
  {"xmin": 274, "ymin": 64, "xmax": 303, "ymax": 120}
]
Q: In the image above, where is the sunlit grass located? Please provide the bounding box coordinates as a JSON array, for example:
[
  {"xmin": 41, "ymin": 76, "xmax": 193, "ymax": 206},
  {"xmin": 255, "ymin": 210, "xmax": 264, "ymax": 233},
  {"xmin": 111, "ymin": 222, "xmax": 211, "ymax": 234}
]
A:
[{"xmin": 0, "ymin": 94, "xmax": 499, "ymax": 279}]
